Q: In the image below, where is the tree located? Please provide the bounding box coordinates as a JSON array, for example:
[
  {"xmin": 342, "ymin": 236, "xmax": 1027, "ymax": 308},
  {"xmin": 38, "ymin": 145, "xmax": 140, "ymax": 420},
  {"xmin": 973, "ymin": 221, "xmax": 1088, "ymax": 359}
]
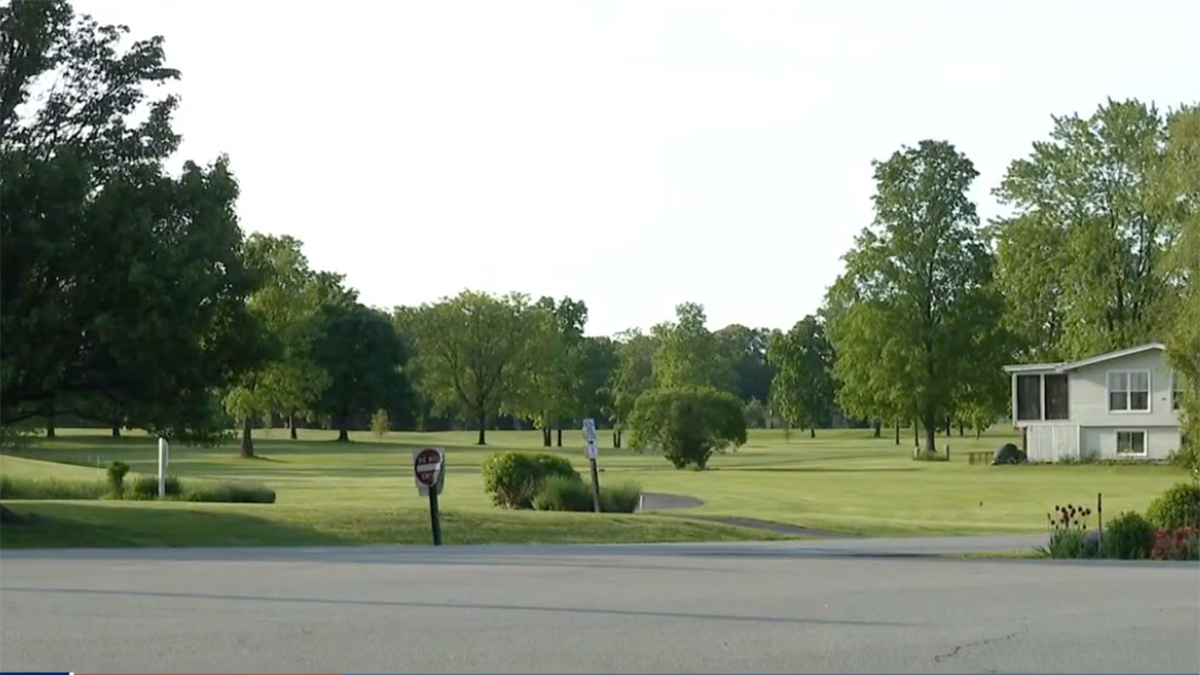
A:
[
  {"xmin": 370, "ymin": 408, "xmax": 390, "ymax": 442},
  {"xmin": 408, "ymin": 290, "xmax": 535, "ymax": 445},
  {"xmin": 628, "ymin": 386, "xmax": 747, "ymax": 470},
  {"xmin": 714, "ymin": 324, "xmax": 775, "ymax": 403},
  {"xmin": 767, "ymin": 315, "xmax": 835, "ymax": 438},
  {"xmin": 222, "ymin": 234, "xmax": 331, "ymax": 456},
  {"xmin": 652, "ymin": 302, "xmax": 729, "ymax": 391},
  {"xmin": 311, "ymin": 302, "xmax": 409, "ymax": 442},
  {"xmin": 826, "ymin": 140, "xmax": 1005, "ymax": 455},
  {"xmin": 992, "ymin": 99, "xmax": 1182, "ymax": 360},
  {"xmin": 604, "ymin": 328, "xmax": 658, "ymax": 448},
  {"xmin": 509, "ymin": 296, "xmax": 589, "ymax": 447}
]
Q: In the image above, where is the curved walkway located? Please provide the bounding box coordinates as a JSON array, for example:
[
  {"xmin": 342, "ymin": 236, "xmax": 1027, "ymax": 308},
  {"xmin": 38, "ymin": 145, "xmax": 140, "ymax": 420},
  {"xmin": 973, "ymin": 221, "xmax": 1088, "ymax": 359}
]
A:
[{"xmin": 638, "ymin": 491, "xmax": 860, "ymax": 538}]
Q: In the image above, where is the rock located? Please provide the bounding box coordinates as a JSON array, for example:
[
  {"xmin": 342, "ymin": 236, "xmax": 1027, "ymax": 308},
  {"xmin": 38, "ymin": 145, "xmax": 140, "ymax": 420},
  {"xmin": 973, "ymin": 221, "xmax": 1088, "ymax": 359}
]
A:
[{"xmin": 992, "ymin": 443, "xmax": 1027, "ymax": 465}]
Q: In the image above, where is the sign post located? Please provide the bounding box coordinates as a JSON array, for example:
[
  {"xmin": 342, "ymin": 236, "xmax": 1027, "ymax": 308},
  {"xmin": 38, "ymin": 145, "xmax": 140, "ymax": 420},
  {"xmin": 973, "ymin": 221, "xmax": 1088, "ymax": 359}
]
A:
[
  {"xmin": 582, "ymin": 418, "xmax": 601, "ymax": 513},
  {"xmin": 413, "ymin": 446, "xmax": 445, "ymax": 545},
  {"xmin": 157, "ymin": 437, "xmax": 170, "ymax": 499}
]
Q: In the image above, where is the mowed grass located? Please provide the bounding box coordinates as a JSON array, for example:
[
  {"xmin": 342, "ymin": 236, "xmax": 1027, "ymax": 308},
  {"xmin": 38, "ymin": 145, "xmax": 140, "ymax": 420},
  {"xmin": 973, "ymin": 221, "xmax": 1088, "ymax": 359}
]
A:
[{"xmin": 1, "ymin": 426, "xmax": 1189, "ymax": 547}]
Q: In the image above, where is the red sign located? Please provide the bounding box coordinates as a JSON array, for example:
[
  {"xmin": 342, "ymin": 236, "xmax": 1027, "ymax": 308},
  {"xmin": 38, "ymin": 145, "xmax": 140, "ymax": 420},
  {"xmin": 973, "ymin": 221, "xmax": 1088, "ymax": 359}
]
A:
[{"xmin": 414, "ymin": 447, "xmax": 442, "ymax": 486}]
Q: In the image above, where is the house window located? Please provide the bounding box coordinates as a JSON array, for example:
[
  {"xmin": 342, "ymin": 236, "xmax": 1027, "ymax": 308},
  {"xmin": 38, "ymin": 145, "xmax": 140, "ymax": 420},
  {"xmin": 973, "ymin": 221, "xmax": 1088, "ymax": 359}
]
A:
[
  {"xmin": 1044, "ymin": 374, "xmax": 1069, "ymax": 420},
  {"xmin": 1173, "ymin": 375, "xmax": 1183, "ymax": 411},
  {"xmin": 1116, "ymin": 430, "xmax": 1147, "ymax": 457},
  {"xmin": 1108, "ymin": 371, "xmax": 1150, "ymax": 412},
  {"xmin": 1016, "ymin": 374, "xmax": 1042, "ymax": 421}
]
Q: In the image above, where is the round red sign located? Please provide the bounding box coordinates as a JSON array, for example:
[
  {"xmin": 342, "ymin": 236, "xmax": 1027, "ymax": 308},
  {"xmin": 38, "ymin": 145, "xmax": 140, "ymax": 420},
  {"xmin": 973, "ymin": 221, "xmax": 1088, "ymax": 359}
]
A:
[{"xmin": 415, "ymin": 448, "xmax": 441, "ymax": 486}]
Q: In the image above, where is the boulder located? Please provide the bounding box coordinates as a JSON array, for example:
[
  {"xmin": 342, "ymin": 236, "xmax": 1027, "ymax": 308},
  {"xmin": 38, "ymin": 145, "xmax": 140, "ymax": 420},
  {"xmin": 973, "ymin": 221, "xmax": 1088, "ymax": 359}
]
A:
[{"xmin": 992, "ymin": 443, "xmax": 1027, "ymax": 465}]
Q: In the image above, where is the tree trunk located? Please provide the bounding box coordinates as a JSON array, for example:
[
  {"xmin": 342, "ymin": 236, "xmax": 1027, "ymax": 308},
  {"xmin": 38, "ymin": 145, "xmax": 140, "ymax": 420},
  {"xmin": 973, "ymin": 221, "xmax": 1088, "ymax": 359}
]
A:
[
  {"xmin": 112, "ymin": 424, "xmax": 121, "ymax": 438},
  {"xmin": 873, "ymin": 421, "xmax": 881, "ymax": 438},
  {"xmin": 894, "ymin": 422, "xmax": 900, "ymax": 445},
  {"xmin": 336, "ymin": 428, "xmax": 350, "ymax": 442},
  {"xmin": 556, "ymin": 426, "xmax": 563, "ymax": 447},
  {"xmin": 289, "ymin": 413, "xmax": 298, "ymax": 440},
  {"xmin": 944, "ymin": 419, "xmax": 952, "ymax": 436},
  {"xmin": 809, "ymin": 427, "xmax": 815, "ymax": 439},
  {"xmin": 542, "ymin": 426, "xmax": 552, "ymax": 447},
  {"xmin": 240, "ymin": 418, "xmax": 255, "ymax": 458},
  {"xmin": 46, "ymin": 411, "xmax": 55, "ymax": 439},
  {"xmin": 614, "ymin": 429, "xmax": 622, "ymax": 449},
  {"xmin": 913, "ymin": 418, "xmax": 919, "ymax": 448},
  {"xmin": 477, "ymin": 414, "xmax": 487, "ymax": 445},
  {"xmin": 958, "ymin": 422, "xmax": 965, "ymax": 437},
  {"xmin": 976, "ymin": 425, "xmax": 982, "ymax": 440},
  {"xmin": 924, "ymin": 416, "xmax": 937, "ymax": 455}
]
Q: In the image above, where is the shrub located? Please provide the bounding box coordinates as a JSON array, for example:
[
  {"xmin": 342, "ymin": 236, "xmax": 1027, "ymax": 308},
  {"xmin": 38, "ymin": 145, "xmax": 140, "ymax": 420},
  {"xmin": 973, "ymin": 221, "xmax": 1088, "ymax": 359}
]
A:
[
  {"xmin": 184, "ymin": 481, "xmax": 276, "ymax": 504},
  {"xmin": 1102, "ymin": 511, "xmax": 1156, "ymax": 560},
  {"xmin": 128, "ymin": 474, "xmax": 183, "ymax": 500},
  {"xmin": 600, "ymin": 480, "xmax": 642, "ymax": 513},
  {"xmin": 628, "ymin": 386, "xmax": 747, "ymax": 470},
  {"xmin": 106, "ymin": 461, "xmax": 131, "ymax": 497},
  {"xmin": 1040, "ymin": 503, "xmax": 1094, "ymax": 559},
  {"xmin": 370, "ymin": 408, "xmax": 390, "ymax": 441},
  {"xmin": 1152, "ymin": 527, "xmax": 1200, "ymax": 561},
  {"xmin": 0, "ymin": 474, "xmax": 108, "ymax": 500},
  {"xmin": 1146, "ymin": 482, "xmax": 1200, "ymax": 529},
  {"xmin": 532, "ymin": 475, "xmax": 592, "ymax": 511},
  {"xmin": 481, "ymin": 451, "xmax": 580, "ymax": 509}
]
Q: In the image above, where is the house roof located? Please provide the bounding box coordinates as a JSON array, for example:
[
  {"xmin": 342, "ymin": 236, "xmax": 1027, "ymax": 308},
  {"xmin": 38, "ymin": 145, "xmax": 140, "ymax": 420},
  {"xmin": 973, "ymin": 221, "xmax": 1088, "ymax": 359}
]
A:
[{"xmin": 1002, "ymin": 343, "xmax": 1166, "ymax": 375}]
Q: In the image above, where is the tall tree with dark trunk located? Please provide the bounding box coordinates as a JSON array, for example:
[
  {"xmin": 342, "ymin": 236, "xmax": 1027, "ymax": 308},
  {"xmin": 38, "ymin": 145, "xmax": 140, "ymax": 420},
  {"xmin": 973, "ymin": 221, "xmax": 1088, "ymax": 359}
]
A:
[{"xmin": 826, "ymin": 140, "xmax": 1005, "ymax": 455}]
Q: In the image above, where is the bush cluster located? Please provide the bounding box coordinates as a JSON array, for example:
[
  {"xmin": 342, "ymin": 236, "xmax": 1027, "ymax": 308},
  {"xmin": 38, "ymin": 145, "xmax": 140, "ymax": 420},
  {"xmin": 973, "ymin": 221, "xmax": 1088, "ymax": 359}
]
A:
[
  {"xmin": 1041, "ymin": 483, "xmax": 1200, "ymax": 561},
  {"xmin": 481, "ymin": 450, "xmax": 642, "ymax": 513},
  {"xmin": 0, "ymin": 471, "xmax": 275, "ymax": 504}
]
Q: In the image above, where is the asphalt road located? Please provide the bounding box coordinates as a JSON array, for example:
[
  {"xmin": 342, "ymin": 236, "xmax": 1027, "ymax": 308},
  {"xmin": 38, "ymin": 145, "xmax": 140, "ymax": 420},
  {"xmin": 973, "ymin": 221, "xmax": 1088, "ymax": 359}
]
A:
[{"xmin": 2, "ymin": 538, "xmax": 1198, "ymax": 674}]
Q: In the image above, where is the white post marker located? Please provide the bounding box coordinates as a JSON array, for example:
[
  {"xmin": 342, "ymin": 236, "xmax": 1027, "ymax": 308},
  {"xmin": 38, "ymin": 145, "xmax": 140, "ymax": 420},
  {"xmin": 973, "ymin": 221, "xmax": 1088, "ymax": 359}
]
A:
[
  {"xmin": 157, "ymin": 437, "xmax": 170, "ymax": 498},
  {"xmin": 582, "ymin": 418, "xmax": 601, "ymax": 513}
]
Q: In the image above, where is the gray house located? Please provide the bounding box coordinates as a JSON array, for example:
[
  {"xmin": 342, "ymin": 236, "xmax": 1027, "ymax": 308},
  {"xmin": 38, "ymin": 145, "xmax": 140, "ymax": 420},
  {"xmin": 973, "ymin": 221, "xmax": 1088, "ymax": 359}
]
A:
[{"xmin": 1003, "ymin": 343, "xmax": 1183, "ymax": 462}]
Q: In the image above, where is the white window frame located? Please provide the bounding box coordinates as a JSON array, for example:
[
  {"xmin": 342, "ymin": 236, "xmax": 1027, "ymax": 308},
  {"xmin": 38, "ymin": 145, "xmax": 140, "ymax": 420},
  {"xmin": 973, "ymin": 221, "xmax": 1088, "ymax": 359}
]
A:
[
  {"xmin": 1115, "ymin": 429, "xmax": 1148, "ymax": 457},
  {"xmin": 1106, "ymin": 369, "xmax": 1151, "ymax": 413}
]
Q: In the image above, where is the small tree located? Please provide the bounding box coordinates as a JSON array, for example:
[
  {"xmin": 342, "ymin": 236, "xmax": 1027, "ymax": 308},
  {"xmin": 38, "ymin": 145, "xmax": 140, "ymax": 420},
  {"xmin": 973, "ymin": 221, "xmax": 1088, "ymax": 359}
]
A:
[
  {"xmin": 370, "ymin": 408, "xmax": 390, "ymax": 442},
  {"xmin": 628, "ymin": 386, "xmax": 747, "ymax": 470}
]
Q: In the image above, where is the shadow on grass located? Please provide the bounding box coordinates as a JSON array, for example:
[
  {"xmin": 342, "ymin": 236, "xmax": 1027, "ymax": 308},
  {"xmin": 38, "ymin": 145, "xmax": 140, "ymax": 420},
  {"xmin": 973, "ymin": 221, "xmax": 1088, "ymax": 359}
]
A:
[{"xmin": 714, "ymin": 467, "xmax": 919, "ymax": 474}]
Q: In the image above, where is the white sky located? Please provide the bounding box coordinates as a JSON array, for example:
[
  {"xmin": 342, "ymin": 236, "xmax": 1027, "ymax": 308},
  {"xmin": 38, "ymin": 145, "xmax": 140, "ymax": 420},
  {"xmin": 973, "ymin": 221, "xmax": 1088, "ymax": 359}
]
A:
[{"xmin": 72, "ymin": 0, "xmax": 1200, "ymax": 337}]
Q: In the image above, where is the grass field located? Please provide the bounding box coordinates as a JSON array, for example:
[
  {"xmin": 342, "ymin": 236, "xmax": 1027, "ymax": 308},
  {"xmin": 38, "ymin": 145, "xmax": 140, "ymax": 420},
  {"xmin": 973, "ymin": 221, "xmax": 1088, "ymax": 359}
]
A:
[{"xmin": 1, "ymin": 426, "xmax": 1189, "ymax": 548}]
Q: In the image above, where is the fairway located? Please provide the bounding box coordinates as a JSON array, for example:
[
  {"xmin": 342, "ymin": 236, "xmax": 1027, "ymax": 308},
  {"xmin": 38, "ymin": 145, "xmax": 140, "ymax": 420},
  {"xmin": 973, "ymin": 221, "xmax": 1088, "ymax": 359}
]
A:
[{"xmin": 1, "ymin": 426, "xmax": 1188, "ymax": 548}]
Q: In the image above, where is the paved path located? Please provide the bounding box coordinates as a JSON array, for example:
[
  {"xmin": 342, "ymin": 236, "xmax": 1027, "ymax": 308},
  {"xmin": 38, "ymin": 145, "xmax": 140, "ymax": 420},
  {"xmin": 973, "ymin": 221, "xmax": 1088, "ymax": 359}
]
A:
[
  {"xmin": 2, "ymin": 539, "xmax": 1197, "ymax": 673},
  {"xmin": 638, "ymin": 492, "xmax": 858, "ymax": 537}
]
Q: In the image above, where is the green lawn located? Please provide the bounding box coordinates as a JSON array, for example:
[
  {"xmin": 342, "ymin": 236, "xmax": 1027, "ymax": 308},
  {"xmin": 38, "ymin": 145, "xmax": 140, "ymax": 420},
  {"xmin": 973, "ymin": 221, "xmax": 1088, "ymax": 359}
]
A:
[{"xmin": 1, "ymin": 426, "xmax": 1189, "ymax": 547}]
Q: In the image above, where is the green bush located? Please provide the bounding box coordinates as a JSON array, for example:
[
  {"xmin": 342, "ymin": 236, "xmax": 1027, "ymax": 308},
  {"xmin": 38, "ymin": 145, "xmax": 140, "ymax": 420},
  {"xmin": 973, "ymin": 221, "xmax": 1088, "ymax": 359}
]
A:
[
  {"xmin": 532, "ymin": 475, "xmax": 592, "ymax": 511},
  {"xmin": 106, "ymin": 461, "xmax": 130, "ymax": 497},
  {"xmin": 1146, "ymin": 482, "xmax": 1200, "ymax": 529},
  {"xmin": 0, "ymin": 474, "xmax": 108, "ymax": 500},
  {"xmin": 184, "ymin": 481, "xmax": 276, "ymax": 504},
  {"xmin": 628, "ymin": 386, "xmax": 747, "ymax": 470},
  {"xmin": 1103, "ymin": 511, "xmax": 1156, "ymax": 560},
  {"xmin": 129, "ymin": 474, "xmax": 183, "ymax": 499},
  {"xmin": 1044, "ymin": 528, "xmax": 1088, "ymax": 559},
  {"xmin": 600, "ymin": 480, "xmax": 642, "ymax": 513},
  {"xmin": 481, "ymin": 451, "xmax": 580, "ymax": 509}
]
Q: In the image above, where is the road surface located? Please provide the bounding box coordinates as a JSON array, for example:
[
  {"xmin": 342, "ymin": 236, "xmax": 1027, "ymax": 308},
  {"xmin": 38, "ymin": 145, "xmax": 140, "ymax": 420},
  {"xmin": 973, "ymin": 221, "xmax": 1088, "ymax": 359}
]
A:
[{"xmin": 2, "ymin": 537, "xmax": 1197, "ymax": 673}]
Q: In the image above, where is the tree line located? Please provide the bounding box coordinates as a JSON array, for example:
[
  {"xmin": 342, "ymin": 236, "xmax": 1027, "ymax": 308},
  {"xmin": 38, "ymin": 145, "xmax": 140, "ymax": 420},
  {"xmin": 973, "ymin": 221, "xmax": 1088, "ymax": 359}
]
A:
[{"xmin": 2, "ymin": 1, "xmax": 1197, "ymax": 462}]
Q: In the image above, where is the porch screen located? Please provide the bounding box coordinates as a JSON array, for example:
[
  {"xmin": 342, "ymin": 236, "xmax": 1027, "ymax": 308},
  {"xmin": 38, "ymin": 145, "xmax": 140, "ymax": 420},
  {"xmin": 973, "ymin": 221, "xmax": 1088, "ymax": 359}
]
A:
[
  {"xmin": 1044, "ymin": 374, "xmax": 1069, "ymax": 420},
  {"xmin": 1017, "ymin": 374, "xmax": 1042, "ymax": 421}
]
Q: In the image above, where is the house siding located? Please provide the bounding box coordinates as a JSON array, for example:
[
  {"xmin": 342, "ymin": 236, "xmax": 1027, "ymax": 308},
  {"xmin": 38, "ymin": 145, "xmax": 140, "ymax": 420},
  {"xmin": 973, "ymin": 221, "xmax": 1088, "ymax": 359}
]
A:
[
  {"xmin": 1067, "ymin": 350, "xmax": 1179, "ymax": 428},
  {"xmin": 1080, "ymin": 426, "xmax": 1180, "ymax": 461},
  {"xmin": 1027, "ymin": 424, "xmax": 1079, "ymax": 462}
]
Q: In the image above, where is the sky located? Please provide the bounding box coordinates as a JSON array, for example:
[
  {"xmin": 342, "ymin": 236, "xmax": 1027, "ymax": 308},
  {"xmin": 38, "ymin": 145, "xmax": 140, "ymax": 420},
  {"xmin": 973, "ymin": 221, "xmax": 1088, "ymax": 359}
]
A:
[{"xmin": 71, "ymin": 0, "xmax": 1200, "ymax": 337}]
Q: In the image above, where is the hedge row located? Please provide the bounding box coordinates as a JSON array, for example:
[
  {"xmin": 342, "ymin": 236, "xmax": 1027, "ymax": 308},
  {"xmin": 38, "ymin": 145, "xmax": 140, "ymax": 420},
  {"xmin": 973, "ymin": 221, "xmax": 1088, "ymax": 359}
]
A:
[
  {"xmin": 0, "ymin": 473, "xmax": 276, "ymax": 504},
  {"xmin": 481, "ymin": 451, "xmax": 642, "ymax": 513}
]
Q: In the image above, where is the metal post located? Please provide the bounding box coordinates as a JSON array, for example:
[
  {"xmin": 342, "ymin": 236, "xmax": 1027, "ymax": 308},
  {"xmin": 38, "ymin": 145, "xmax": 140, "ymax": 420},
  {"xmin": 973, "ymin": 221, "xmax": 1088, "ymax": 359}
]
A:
[
  {"xmin": 429, "ymin": 489, "xmax": 442, "ymax": 546},
  {"xmin": 589, "ymin": 457, "xmax": 602, "ymax": 513}
]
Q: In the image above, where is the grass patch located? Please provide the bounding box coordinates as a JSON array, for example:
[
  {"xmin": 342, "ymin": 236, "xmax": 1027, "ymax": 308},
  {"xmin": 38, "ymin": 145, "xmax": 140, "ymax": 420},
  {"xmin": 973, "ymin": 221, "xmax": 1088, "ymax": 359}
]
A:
[
  {"xmin": 0, "ymin": 500, "xmax": 787, "ymax": 548},
  {"xmin": 942, "ymin": 550, "xmax": 1045, "ymax": 559},
  {"xmin": 0, "ymin": 457, "xmax": 275, "ymax": 504}
]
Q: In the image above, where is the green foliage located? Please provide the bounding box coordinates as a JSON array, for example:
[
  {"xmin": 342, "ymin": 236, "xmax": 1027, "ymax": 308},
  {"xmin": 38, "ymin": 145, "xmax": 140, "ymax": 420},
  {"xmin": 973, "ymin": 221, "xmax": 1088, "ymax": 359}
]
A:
[
  {"xmin": 767, "ymin": 316, "xmax": 835, "ymax": 434},
  {"xmin": 532, "ymin": 475, "xmax": 592, "ymax": 512},
  {"xmin": 652, "ymin": 303, "xmax": 730, "ymax": 391},
  {"xmin": 742, "ymin": 398, "xmax": 768, "ymax": 429},
  {"xmin": 600, "ymin": 480, "xmax": 643, "ymax": 514},
  {"xmin": 0, "ymin": 474, "xmax": 107, "ymax": 500},
  {"xmin": 1146, "ymin": 483, "xmax": 1200, "ymax": 529},
  {"xmin": 605, "ymin": 329, "xmax": 659, "ymax": 429},
  {"xmin": 1102, "ymin": 511, "xmax": 1156, "ymax": 560},
  {"xmin": 824, "ymin": 140, "xmax": 1006, "ymax": 453},
  {"xmin": 714, "ymin": 325, "xmax": 775, "ymax": 404},
  {"xmin": 370, "ymin": 408, "xmax": 390, "ymax": 441},
  {"xmin": 106, "ymin": 461, "xmax": 130, "ymax": 497},
  {"xmin": 182, "ymin": 481, "xmax": 276, "ymax": 504},
  {"xmin": 480, "ymin": 451, "xmax": 580, "ymax": 509},
  {"xmin": 129, "ymin": 474, "xmax": 182, "ymax": 499},
  {"xmin": 628, "ymin": 386, "xmax": 747, "ymax": 470},
  {"xmin": 1040, "ymin": 503, "xmax": 1095, "ymax": 559}
]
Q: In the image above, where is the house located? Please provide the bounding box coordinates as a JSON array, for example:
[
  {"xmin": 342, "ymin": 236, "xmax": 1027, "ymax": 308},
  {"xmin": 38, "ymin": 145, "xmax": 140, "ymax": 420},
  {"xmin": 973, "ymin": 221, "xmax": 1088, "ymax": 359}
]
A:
[{"xmin": 1003, "ymin": 343, "xmax": 1183, "ymax": 462}]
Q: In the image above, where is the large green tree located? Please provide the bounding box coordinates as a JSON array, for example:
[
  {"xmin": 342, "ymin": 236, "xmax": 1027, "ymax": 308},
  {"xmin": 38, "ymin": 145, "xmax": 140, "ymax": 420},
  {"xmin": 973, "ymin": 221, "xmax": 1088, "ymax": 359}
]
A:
[
  {"xmin": 991, "ymin": 99, "xmax": 1183, "ymax": 360},
  {"xmin": 714, "ymin": 324, "xmax": 775, "ymax": 404},
  {"xmin": 511, "ymin": 296, "xmax": 589, "ymax": 446},
  {"xmin": 766, "ymin": 315, "xmax": 835, "ymax": 438},
  {"xmin": 604, "ymin": 328, "xmax": 658, "ymax": 448},
  {"xmin": 408, "ymin": 291, "xmax": 536, "ymax": 445},
  {"xmin": 652, "ymin": 302, "xmax": 729, "ymax": 391},
  {"xmin": 826, "ymin": 140, "xmax": 1005, "ymax": 455}
]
